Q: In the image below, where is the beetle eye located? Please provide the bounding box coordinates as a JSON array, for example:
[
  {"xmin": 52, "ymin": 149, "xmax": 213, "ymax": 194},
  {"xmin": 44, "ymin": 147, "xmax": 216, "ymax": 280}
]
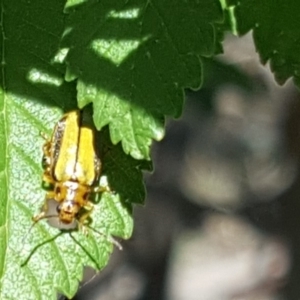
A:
[{"xmin": 56, "ymin": 205, "xmax": 62, "ymax": 213}]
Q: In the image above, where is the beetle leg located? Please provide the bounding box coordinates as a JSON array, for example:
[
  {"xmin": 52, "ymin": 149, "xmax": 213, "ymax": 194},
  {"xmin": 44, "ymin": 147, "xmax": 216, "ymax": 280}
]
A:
[
  {"xmin": 40, "ymin": 132, "xmax": 51, "ymax": 153},
  {"xmin": 77, "ymin": 201, "xmax": 94, "ymax": 235},
  {"xmin": 46, "ymin": 190, "xmax": 56, "ymax": 200},
  {"xmin": 32, "ymin": 196, "xmax": 50, "ymax": 223},
  {"xmin": 32, "ymin": 211, "xmax": 46, "ymax": 223},
  {"xmin": 43, "ymin": 144, "xmax": 51, "ymax": 158},
  {"xmin": 78, "ymin": 224, "xmax": 89, "ymax": 235},
  {"xmin": 40, "ymin": 131, "xmax": 49, "ymax": 141},
  {"xmin": 93, "ymin": 185, "xmax": 111, "ymax": 193},
  {"xmin": 42, "ymin": 172, "xmax": 55, "ymax": 185}
]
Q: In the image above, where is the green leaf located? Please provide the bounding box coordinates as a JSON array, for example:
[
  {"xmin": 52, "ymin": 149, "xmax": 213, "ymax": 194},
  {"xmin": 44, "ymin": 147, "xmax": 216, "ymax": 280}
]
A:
[
  {"xmin": 0, "ymin": 1, "xmax": 145, "ymax": 299},
  {"xmin": 62, "ymin": 0, "xmax": 223, "ymax": 159},
  {"xmin": 0, "ymin": 0, "xmax": 224, "ymax": 298},
  {"xmin": 100, "ymin": 128, "xmax": 152, "ymax": 205},
  {"xmin": 0, "ymin": 105, "xmax": 138, "ymax": 300},
  {"xmin": 225, "ymin": 0, "xmax": 300, "ymax": 86}
]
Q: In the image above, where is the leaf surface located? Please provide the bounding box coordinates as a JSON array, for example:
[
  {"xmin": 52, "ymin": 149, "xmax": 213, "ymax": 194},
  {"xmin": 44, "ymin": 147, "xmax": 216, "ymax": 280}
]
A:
[
  {"xmin": 63, "ymin": 0, "xmax": 223, "ymax": 159},
  {"xmin": 0, "ymin": 1, "xmax": 145, "ymax": 299},
  {"xmin": 226, "ymin": 0, "xmax": 300, "ymax": 86}
]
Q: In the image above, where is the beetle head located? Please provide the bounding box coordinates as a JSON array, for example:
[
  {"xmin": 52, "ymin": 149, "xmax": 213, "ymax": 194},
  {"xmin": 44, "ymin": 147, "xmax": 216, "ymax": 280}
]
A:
[{"xmin": 56, "ymin": 200, "xmax": 80, "ymax": 224}]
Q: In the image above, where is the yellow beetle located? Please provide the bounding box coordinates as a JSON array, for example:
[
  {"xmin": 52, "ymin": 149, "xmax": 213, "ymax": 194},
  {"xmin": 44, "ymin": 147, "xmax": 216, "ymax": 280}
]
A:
[{"xmin": 34, "ymin": 110, "xmax": 104, "ymax": 232}]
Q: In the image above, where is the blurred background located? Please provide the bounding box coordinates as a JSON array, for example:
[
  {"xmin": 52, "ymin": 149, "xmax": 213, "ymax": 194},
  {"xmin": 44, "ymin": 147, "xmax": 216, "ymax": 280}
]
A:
[{"xmin": 70, "ymin": 32, "xmax": 300, "ymax": 300}]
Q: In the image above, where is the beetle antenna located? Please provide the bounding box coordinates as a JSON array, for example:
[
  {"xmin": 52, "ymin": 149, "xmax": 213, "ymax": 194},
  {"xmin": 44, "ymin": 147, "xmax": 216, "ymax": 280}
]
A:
[
  {"xmin": 21, "ymin": 214, "xmax": 59, "ymax": 250},
  {"xmin": 84, "ymin": 223, "xmax": 123, "ymax": 250}
]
